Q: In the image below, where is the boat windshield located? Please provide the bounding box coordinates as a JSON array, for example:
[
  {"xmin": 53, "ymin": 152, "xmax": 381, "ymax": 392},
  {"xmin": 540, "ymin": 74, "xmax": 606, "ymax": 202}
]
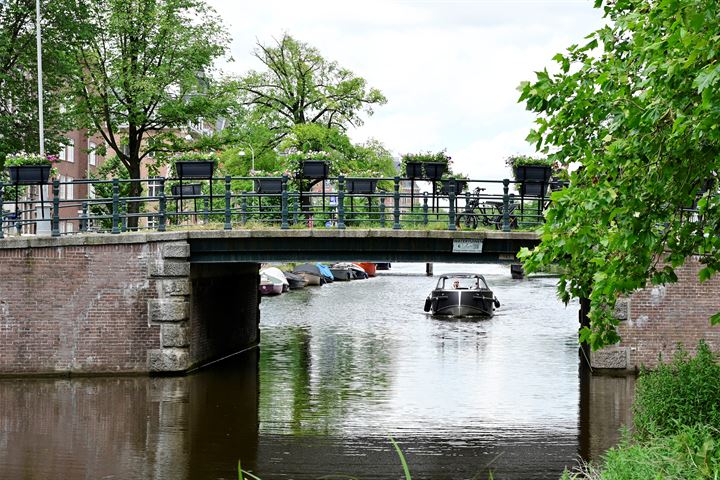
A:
[{"xmin": 438, "ymin": 275, "xmax": 488, "ymax": 290}]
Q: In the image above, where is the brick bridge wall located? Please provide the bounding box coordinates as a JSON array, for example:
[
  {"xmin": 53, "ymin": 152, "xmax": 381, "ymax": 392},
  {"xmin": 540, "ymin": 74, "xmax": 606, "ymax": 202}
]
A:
[
  {"xmin": 591, "ymin": 257, "xmax": 720, "ymax": 372},
  {"xmin": 0, "ymin": 234, "xmax": 259, "ymax": 375}
]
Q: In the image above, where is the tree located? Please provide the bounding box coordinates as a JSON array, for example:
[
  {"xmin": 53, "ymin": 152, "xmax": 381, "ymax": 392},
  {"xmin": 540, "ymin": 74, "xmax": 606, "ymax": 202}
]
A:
[
  {"xmin": 517, "ymin": 0, "xmax": 720, "ymax": 349},
  {"xmin": 68, "ymin": 0, "xmax": 233, "ymax": 227},
  {"xmin": 238, "ymin": 33, "xmax": 387, "ymax": 148},
  {"xmin": 0, "ymin": 0, "xmax": 78, "ymax": 164}
]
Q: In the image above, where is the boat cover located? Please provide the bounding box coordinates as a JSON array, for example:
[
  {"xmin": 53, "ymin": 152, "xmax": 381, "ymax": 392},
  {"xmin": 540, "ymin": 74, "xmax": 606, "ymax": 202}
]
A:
[
  {"xmin": 260, "ymin": 267, "xmax": 288, "ymax": 286},
  {"xmin": 315, "ymin": 263, "xmax": 335, "ymax": 281}
]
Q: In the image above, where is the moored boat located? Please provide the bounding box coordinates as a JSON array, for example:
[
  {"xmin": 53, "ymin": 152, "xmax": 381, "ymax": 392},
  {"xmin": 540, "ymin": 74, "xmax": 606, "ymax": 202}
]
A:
[
  {"xmin": 424, "ymin": 273, "xmax": 500, "ymax": 317},
  {"xmin": 376, "ymin": 262, "xmax": 391, "ymax": 271},
  {"xmin": 294, "ymin": 263, "xmax": 326, "ymax": 286},
  {"xmin": 356, "ymin": 262, "xmax": 376, "ymax": 277},
  {"xmin": 329, "ymin": 263, "xmax": 353, "ymax": 281},
  {"xmin": 261, "ymin": 267, "xmax": 289, "ymax": 293},
  {"xmin": 349, "ymin": 263, "xmax": 368, "ymax": 279},
  {"xmin": 284, "ymin": 271, "xmax": 308, "ymax": 289},
  {"xmin": 259, "ymin": 272, "xmax": 284, "ymax": 296}
]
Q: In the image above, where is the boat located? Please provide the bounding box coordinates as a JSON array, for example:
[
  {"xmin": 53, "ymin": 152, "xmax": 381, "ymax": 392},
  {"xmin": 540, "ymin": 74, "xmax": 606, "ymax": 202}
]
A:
[
  {"xmin": 356, "ymin": 262, "xmax": 376, "ymax": 277},
  {"xmin": 315, "ymin": 263, "xmax": 335, "ymax": 283},
  {"xmin": 376, "ymin": 263, "xmax": 391, "ymax": 271},
  {"xmin": 329, "ymin": 263, "xmax": 354, "ymax": 281},
  {"xmin": 294, "ymin": 263, "xmax": 326, "ymax": 286},
  {"xmin": 259, "ymin": 271, "xmax": 284, "ymax": 296},
  {"xmin": 261, "ymin": 267, "xmax": 290, "ymax": 292},
  {"xmin": 424, "ymin": 273, "xmax": 500, "ymax": 317},
  {"xmin": 349, "ymin": 263, "xmax": 368, "ymax": 279},
  {"xmin": 283, "ymin": 271, "xmax": 308, "ymax": 289}
]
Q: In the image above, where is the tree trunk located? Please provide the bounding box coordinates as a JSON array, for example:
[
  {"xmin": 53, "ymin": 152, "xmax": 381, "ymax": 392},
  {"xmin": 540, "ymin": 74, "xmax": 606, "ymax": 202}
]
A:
[{"xmin": 126, "ymin": 159, "xmax": 142, "ymax": 230}]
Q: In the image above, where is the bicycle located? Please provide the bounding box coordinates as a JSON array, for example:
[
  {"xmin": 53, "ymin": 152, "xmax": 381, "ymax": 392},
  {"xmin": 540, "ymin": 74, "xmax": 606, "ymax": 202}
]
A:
[{"xmin": 455, "ymin": 187, "xmax": 519, "ymax": 230}]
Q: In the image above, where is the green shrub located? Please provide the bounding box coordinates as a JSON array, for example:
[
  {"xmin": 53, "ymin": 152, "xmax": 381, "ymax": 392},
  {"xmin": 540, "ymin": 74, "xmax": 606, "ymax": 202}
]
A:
[{"xmin": 633, "ymin": 341, "xmax": 720, "ymax": 438}]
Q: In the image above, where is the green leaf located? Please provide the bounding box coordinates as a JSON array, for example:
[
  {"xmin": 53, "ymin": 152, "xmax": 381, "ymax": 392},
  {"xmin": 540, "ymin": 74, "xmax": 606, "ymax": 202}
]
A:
[{"xmin": 711, "ymin": 312, "xmax": 720, "ymax": 326}]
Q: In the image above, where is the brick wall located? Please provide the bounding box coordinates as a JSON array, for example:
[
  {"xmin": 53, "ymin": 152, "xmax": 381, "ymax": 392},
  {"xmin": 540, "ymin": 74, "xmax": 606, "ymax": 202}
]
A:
[
  {"xmin": 0, "ymin": 243, "xmax": 160, "ymax": 374},
  {"xmin": 592, "ymin": 257, "xmax": 720, "ymax": 371}
]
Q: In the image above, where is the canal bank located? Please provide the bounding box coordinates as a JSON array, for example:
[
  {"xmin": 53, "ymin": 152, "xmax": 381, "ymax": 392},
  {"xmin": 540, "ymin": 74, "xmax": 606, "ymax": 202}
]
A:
[{"xmin": 0, "ymin": 263, "xmax": 634, "ymax": 479}]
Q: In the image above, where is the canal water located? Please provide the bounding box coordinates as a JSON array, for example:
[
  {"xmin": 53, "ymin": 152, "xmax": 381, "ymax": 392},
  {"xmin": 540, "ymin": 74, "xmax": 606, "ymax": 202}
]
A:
[{"xmin": 0, "ymin": 263, "xmax": 634, "ymax": 479}]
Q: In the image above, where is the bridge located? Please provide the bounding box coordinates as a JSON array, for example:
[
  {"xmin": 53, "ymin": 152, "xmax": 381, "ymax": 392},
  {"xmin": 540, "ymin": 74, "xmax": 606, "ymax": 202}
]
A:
[{"xmin": 1, "ymin": 174, "xmax": 718, "ymax": 378}]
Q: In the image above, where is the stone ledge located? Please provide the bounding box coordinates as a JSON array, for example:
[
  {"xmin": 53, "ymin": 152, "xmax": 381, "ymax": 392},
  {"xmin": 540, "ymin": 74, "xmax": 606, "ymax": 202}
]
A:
[
  {"xmin": 148, "ymin": 260, "xmax": 190, "ymax": 278},
  {"xmin": 591, "ymin": 347, "xmax": 628, "ymax": 369},
  {"xmin": 161, "ymin": 324, "xmax": 189, "ymax": 348},
  {"xmin": 148, "ymin": 348, "xmax": 190, "ymax": 372},
  {"xmin": 158, "ymin": 278, "xmax": 190, "ymax": 296},
  {"xmin": 161, "ymin": 243, "xmax": 190, "ymax": 259},
  {"xmin": 148, "ymin": 299, "xmax": 189, "ymax": 322}
]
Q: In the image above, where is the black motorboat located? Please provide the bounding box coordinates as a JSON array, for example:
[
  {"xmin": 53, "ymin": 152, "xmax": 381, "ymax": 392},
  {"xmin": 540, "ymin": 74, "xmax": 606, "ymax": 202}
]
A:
[
  {"xmin": 424, "ymin": 273, "xmax": 500, "ymax": 317},
  {"xmin": 329, "ymin": 263, "xmax": 354, "ymax": 281}
]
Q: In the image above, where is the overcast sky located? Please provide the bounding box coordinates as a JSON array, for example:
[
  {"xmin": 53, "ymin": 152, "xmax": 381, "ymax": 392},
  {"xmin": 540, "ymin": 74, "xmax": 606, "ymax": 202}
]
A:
[{"xmin": 207, "ymin": 0, "xmax": 606, "ymax": 180}]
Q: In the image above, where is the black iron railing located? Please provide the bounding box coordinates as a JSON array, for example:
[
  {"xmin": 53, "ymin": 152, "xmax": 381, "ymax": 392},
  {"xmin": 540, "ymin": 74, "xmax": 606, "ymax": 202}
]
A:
[{"xmin": 0, "ymin": 175, "xmax": 556, "ymax": 238}]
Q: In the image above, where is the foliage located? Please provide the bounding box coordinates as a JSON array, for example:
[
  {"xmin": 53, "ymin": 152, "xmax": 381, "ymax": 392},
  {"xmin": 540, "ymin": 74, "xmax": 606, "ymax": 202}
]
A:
[
  {"xmin": 67, "ymin": 0, "xmax": 233, "ymax": 226},
  {"xmin": 237, "ymin": 33, "xmax": 386, "ymax": 149},
  {"xmin": 632, "ymin": 342, "xmax": 720, "ymax": 438},
  {"xmin": 401, "ymin": 150, "xmax": 452, "ymax": 165},
  {"xmin": 505, "ymin": 155, "xmax": 552, "ymax": 168},
  {"xmin": 4, "ymin": 152, "xmax": 60, "ymax": 177},
  {"xmin": 0, "ymin": 0, "xmax": 78, "ymax": 166},
  {"xmin": 562, "ymin": 425, "xmax": 720, "ymax": 480},
  {"xmin": 517, "ymin": 0, "xmax": 720, "ymax": 349}
]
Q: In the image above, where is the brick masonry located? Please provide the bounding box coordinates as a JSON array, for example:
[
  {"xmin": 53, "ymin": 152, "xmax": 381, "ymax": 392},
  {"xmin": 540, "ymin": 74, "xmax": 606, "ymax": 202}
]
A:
[
  {"xmin": 0, "ymin": 236, "xmax": 259, "ymax": 375},
  {"xmin": 591, "ymin": 257, "xmax": 720, "ymax": 371}
]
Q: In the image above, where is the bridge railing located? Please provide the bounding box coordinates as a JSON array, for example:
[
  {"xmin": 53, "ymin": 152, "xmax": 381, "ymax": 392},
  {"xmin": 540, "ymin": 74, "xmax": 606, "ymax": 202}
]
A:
[{"xmin": 0, "ymin": 175, "xmax": 555, "ymax": 238}]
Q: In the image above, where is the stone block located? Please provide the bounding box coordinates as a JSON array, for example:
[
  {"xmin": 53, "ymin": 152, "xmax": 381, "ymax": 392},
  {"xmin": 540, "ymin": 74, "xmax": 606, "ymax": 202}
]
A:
[
  {"xmin": 148, "ymin": 299, "xmax": 188, "ymax": 322},
  {"xmin": 148, "ymin": 348, "xmax": 190, "ymax": 372},
  {"xmin": 159, "ymin": 279, "xmax": 190, "ymax": 297},
  {"xmin": 161, "ymin": 324, "xmax": 189, "ymax": 347},
  {"xmin": 148, "ymin": 260, "xmax": 190, "ymax": 278},
  {"xmin": 614, "ymin": 297, "xmax": 629, "ymax": 321},
  {"xmin": 591, "ymin": 347, "xmax": 628, "ymax": 369},
  {"xmin": 161, "ymin": 243, "xmax": 190, "ymax": 259}
]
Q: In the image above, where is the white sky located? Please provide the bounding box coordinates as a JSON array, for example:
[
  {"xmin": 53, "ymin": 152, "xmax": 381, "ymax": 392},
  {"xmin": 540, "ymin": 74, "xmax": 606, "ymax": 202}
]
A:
[{"xmin": 207, "ymin": 0, "xmax": 606, "ymax": 180}]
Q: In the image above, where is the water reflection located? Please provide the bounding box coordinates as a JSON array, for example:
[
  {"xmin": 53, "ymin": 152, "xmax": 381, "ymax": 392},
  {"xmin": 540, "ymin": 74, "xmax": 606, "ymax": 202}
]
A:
[{"xmin": 0, "ymin": 263, "xmax": 636, "ymax": 479}]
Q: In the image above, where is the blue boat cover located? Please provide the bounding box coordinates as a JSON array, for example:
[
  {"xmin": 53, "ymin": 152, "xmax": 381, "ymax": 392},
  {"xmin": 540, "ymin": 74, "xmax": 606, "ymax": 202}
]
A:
[{"xmin": 315, "ymin": 263, "xmax": 335, "ymax": 281}]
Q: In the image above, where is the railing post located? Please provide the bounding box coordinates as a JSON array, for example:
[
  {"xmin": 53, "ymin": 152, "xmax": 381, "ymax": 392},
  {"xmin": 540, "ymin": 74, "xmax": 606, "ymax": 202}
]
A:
[
  {"xmin": 393, "ymin": 176, "xmax": 401, "ymax": 230},
  {"xmin": 281, "ymin": 174, "xmax": 289, "ymax": 229},
  {"xmin": 337, "ymin": 175, "xmax": 346, "ymax": 229},
  {"xmin": 379, "ymin": 197, "xmax": 386, "ymax": 228},
  {"xmin": 502, "ymin": 178, "xmax": 511, "ymax": 232},
  {"xmin": 0, "ymin": 182, "xmax": 4, "ymax": 239},
  {"xmin": 423, "ymin": 193, "xmax": 429, "ymax": 226},
  {"xmin": 292, "ymin": 193, "xmax": 298, "ymax": 225},
  {"xmin": 111, "ymin": 178, "xmax": 120, "ymax": 234},
  {"xmin": 120, "ymin": 199, "xmax": 127, "ymax": 232},
  {"xmin": 52, "ymin": 179, "xmax": 60, "ymax": 237},
  {"xmin": 224, "ymin": 176, "xmax": 231, "ymax": 230},
  {"xmin": 241, "ymin": 192, "xmax": 247, "ymax": 225},
  {"xmin": 158, "ymin": 177, "xmax": 166, "ymax": 232},
  {"xmin": 80, "ymin": 201, "xmax": 88, "ymax": 232},
  {"xmin": 203, "ymin": 197, "xmax": 209, "ymax": 224},
  {"xmin": 448, "ymin": 184, "xmax": 456, "ymax": 231}
]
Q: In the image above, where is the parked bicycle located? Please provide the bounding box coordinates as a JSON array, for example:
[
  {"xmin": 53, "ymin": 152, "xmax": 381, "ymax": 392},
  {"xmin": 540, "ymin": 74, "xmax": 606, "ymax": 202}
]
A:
[{"xmin": 455, "ymin": 187, "xmax": 519, "ymax": 230}]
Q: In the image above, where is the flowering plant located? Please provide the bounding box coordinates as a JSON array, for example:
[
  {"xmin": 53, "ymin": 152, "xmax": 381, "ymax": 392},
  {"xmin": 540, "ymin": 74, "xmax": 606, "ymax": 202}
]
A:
[
  {"xmin": 170, "ymin": 151, "xmax": 219, "ymax": 163},
  {"xmin": 5, "ymin": 152, "xmax": 60, "ymax": 177},
  {"xmin": 249, "ymin": 168, "xmax": 292, "ymax": 178},
  {"xmin": 504, "ymin": 154, "xmax": 552, "ymax": 168}
]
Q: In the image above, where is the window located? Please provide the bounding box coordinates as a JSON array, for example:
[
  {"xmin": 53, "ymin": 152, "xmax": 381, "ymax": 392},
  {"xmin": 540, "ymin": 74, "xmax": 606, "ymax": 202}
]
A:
[
  {"xmin": 59, "ymin": 176, "xmax": 74, "ymax": 200},
  {"xmin": 67, "ymin": 139, "xmax": 75, "ymax": 163},
  {"xmin": 88, "ymin": 141, "xmax": 96, "ymax": 166},
  {"xmin": 147, "ymin": 177, "xmax": 163, "ymax": 197}
]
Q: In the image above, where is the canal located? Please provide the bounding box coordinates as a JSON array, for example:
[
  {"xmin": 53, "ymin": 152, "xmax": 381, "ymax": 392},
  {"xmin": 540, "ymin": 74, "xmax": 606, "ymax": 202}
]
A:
[{"xmin": 0, "ymin": 263, "xmax": 634, "ymax": 479}]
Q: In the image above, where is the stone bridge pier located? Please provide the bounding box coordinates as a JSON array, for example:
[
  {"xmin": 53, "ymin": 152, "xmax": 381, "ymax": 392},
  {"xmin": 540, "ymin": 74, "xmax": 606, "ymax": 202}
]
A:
[{"xmin": 0, "ymin": 233, "xmax": 259, "ymax": 375}]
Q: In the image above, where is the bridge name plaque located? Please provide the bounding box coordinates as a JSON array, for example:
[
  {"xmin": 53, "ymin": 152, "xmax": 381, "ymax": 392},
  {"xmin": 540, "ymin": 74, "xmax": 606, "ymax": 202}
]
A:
[{"xmin": 452, "ymin": 238, "xmax": 483, "ymax": 253}]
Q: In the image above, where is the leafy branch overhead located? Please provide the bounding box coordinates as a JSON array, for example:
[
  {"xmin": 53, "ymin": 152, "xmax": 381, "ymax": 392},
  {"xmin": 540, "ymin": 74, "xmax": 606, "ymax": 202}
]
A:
[{"xmin": 518, "ymin": 0, "xmax": 720, "ymax": 349}]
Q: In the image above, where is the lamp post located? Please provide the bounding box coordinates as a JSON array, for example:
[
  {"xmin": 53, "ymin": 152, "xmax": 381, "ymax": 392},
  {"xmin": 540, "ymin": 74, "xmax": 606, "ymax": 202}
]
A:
[
  {"xmin": 238, "ymin": 142, "xmax": 255, "ymax": 172},
  {"xmin": 36, "ymin": 0, "xmax": 44, "ymax": 156}
]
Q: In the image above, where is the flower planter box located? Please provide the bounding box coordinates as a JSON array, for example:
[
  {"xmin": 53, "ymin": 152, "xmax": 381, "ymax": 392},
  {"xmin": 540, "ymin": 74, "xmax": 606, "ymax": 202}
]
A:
[
  {"xmin": 405, "ymin": 162, "xmax": 423, "ymax": 179},
  {"xmin": 171, "ymin": 183, "xmax": 202, "ymax": 197},
  {"xmin": 514, "ymin": 165, "xmax": 551, "ymax": 196},
  {"xmin": 174, "ymin": 160, "xmax": 215, "ymax": 179},
  {"xmin": 346, "ymin": 178, "xmax": 378, "ymax": 194},
  {"xmin": 254, "ymin": 178, "xmax": 283, "ymax": 194},
  {"xmin": 423, "ymin": 162, "xmax": 446, "ymax": 180},
  {"xmin": 440, "ymin": 179, "xmax": 467, "ymax": 195},
  {"xmin": 7, "ymin": 165, "xmax": 51, "ymax": 185},
  {"xmin": 300, "ymin": 160, "xmax": 329, "ymax": 179}
]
